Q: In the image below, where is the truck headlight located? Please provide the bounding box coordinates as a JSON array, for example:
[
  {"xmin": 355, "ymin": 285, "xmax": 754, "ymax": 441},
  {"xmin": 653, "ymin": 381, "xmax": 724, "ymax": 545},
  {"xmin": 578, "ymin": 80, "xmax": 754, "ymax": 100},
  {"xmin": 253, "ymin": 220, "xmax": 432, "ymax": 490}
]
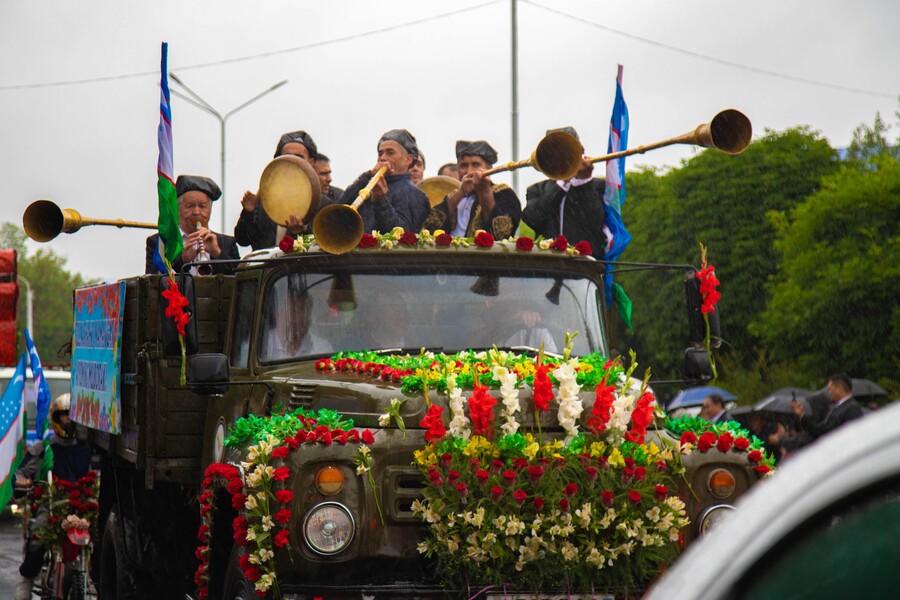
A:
[
  {"xmin": 707, "ymin": 468, "xmax": 736, "ymax": 499},
  {"xmin": 303, "ymin": 502, "xmax": 354, "ymax": 555},
  {"xmin": 696, "ymin": 504, "xmax": 736, "ymax": 536}
]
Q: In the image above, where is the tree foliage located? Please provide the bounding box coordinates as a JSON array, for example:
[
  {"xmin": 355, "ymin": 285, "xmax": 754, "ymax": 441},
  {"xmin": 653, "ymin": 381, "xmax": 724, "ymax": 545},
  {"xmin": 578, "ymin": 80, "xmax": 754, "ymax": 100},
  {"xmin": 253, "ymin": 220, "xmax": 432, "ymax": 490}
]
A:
[
  {"xmin": 750, "ymin": 156, "xmax": 900, "ymax": 389},
  {"xmin": 617, "ymin": 128, "xmax": 840, "ymax": 394}
]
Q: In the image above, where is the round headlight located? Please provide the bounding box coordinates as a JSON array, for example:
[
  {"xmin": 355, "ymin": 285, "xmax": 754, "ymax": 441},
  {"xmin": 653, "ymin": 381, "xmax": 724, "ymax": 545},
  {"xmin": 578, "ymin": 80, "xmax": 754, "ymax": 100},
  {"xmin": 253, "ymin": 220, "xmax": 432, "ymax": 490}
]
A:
[
  {"xmin": 696, "ymin": 504, "xmax": 736, "ymax": 536},
  {"xmin": 303, "ymin": 502, "xmax": 355, "ymax": 555},
  {"xmin": 707, "ymin": 468, "xmax": 736, "ymax": 499},
  {"xmin": 315, "ymin": 466, "xmax": 345, "ymax": 495}
]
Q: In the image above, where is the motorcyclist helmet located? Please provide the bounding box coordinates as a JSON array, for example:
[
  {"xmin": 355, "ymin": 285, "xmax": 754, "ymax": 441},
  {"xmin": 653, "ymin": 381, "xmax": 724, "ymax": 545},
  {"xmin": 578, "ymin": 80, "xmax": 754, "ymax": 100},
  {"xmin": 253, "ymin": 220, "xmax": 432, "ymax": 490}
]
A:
[{"xmin": 49, "ymin": 393, "xmax": 73, "ymax": 438}]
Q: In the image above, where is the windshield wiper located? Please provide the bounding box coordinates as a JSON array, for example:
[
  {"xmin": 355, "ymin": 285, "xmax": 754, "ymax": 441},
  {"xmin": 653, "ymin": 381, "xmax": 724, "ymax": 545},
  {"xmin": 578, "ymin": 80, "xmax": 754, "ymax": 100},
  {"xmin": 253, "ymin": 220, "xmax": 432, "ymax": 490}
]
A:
[{"xmin": 371, "ymin": 347, "xmax": 444, "ymax": 355}]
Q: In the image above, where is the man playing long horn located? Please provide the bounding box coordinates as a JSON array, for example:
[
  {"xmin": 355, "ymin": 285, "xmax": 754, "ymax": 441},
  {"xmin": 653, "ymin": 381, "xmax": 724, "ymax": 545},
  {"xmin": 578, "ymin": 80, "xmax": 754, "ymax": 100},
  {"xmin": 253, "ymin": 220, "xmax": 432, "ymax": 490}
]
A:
[
  {"xmin": 521, "ymin": 127, "xmax": 607, "ymax": 258},
  {"xmin": 424, "ymin": 140, "xmax": 520, "ymax": 239},
  {"xmin": 339, "ymin": 128, "xmax": 430, "ymax": 233}
]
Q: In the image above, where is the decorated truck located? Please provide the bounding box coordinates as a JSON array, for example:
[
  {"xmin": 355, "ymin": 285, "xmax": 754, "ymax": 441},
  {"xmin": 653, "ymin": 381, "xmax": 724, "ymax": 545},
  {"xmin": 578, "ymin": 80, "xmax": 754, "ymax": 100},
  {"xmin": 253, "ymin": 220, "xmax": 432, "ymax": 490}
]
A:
[{"xmin": 73, "ymin": 229, "xmax": 772, "ymax": 600}]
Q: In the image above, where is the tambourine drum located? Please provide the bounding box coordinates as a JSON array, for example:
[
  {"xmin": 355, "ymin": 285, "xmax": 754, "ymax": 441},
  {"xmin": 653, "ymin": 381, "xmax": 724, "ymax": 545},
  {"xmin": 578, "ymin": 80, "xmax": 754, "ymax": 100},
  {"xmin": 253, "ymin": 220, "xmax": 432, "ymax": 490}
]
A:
[
  {"xmin": 417, "ymin": 175, "xmax": 461, "ymax": 207},
  {"xmin": 258, "ymin": 155, "xmax": 322, "ymax": 226}
]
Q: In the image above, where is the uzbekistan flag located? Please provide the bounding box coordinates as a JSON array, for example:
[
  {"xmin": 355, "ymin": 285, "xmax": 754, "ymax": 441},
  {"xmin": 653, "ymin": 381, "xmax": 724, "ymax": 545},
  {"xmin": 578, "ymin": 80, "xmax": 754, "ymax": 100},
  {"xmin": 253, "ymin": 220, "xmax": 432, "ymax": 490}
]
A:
[
  {"xmin": 602, "ymin": 65, "xmax": 632, "ymax": 306},
  {"xmin": 0, "ymin": 353, "xmax": 27, "ymax": 508},
  {"xmin": 154, "ymin": 42, "xmax": 181, "ymax": 274},
  {"xmin": 24, "ymin": 329, "xmax": 51, "ymax": 440}
]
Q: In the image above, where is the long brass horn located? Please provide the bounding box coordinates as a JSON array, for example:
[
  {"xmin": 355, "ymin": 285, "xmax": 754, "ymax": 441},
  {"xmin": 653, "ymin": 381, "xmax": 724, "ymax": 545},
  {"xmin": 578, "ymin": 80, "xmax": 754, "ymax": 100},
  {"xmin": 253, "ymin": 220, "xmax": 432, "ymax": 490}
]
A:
[
  {"xmin": 23, "ymin": 200, "xmax": 156, "ymax": 242},
  {"xmin": 588, "ymin": 109, "xmax": 752, "ymax": 166},
  {"xmin": 482, "ymin": 131, "xmax": 583, "ymax": 181},
  {"xmin": 312, "ymin": 165, "xmax": 389, "ymax": 254}
]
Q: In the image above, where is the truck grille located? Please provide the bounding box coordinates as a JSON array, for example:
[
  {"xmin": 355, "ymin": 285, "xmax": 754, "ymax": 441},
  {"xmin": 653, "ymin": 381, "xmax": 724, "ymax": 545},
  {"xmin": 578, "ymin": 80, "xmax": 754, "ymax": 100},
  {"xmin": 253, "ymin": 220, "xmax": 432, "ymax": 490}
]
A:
[
  {"xmin": 384, "ymin": 466, "xmax": 427, "ymax": 522},
  {"xmin": 288, "ymin": 383, "xmax": 316, "ymax": 409}
]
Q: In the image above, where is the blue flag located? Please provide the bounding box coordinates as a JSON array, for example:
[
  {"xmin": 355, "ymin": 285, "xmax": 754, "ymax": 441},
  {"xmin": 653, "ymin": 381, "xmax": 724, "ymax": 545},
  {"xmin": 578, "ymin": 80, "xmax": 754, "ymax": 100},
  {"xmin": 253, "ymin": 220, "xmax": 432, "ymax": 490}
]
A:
[
  {"xmin": 0, "ymin": 353, "xmax": 27, "ymax": 508},
  {"xmin": 602, "ymin": 65, "xmax": 631, "ymax": 305},
  {"xmin": 24, "ymin": 329, "xmax": 52, "ymax": 440}
]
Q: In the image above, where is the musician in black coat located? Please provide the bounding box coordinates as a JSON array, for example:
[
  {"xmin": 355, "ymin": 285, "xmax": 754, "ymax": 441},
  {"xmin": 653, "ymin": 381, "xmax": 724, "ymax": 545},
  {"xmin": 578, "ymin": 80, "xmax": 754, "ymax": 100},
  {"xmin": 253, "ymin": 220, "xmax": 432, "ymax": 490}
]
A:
[
  {"xmin": 145, "ymin": 175, "xmax": 240, "ymax": 275},
  {"xmin": 792, "ymin": 373, "xmax": 864, "ymax": 440},
  {"xmin": 339, "ymin": 129, "xmax": 430, "ymax": 233},
  {"xmin": 423, "ymin": 140, "xmax": 520, "ymax": 239},
  {"xmin": 521, "ymin": 127, "xmax": 607, "ymax": 257}
]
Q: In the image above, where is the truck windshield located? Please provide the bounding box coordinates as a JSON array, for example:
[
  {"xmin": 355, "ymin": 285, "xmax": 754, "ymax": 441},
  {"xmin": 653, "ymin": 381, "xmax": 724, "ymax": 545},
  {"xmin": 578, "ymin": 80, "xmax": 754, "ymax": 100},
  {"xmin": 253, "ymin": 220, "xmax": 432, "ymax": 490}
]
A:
[{"xmin": 259, "ymin": 267, "xmax": 606, "ymax": 362}]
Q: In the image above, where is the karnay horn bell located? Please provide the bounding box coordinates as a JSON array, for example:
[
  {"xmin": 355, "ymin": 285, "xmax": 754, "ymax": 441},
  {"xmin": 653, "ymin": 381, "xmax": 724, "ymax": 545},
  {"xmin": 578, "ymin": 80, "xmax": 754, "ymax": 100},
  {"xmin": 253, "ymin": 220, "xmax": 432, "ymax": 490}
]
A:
[
  {"xmin": 23, "ymin": 200, "xmax": 157, "ymax": 242},
  {"xmin": 417, "ymin": 175, "xmax": 461, "ymax": 207},
  {"xmin": 482, "ymin": 130, "xmax": 583, "ymax": 181},
  {"xmin": 312, "ymin": 165, "xmax": 389, "ymax": 255}
]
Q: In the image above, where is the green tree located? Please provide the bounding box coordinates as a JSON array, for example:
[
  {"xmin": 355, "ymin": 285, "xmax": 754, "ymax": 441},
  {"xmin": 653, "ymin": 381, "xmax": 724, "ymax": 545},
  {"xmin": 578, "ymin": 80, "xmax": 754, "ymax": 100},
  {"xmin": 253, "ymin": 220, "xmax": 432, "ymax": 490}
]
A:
[
  {"xmin": 0, "ymin": 222, "xmax": 92, "ymax": 366},
  {"xmin": 846, "ymin": 111, "xmax": 896, "ymax": 164},
  {"xmin": 750, "ymin": 155, "xmax": 900, "ymax": 392},
  {"xmin": 616, "ymin": 128, "xmax": 840, "ymax": 393}
]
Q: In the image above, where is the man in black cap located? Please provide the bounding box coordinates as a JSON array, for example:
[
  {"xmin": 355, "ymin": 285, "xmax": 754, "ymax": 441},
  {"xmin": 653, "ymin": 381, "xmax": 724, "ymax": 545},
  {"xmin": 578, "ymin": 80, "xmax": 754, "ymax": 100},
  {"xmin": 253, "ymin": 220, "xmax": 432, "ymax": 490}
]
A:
[
  {"xmin": 521, "ymin": 127, "xmax": 607, "ymax": 257},
  {"xmin": 235, "ymin": 130, "xmax": 318, "ymax": 250},
  {"xmin": 424, "ymin": 140, "xmax": 520, "ymax": 239},
  {"xmin": 144, "ymin": 175, "xmax": 240, "ymax": 275},
  {"xmin": 338, "ymin": 129, "xmax": 430, "ymax": 233}
]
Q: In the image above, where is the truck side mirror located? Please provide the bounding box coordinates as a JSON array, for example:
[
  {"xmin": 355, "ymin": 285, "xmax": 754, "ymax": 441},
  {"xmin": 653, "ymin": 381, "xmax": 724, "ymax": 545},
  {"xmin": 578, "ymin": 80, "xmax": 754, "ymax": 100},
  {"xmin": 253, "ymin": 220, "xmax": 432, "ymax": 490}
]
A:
[
  {"xmin": 685, "ymin": 275, "xmax": 721, "ymax": 346},
  {"xmin": 683, "ymin": 347, "xmax": 713, "ymax": 381},
  {"xmin": 188, "ymin": 353, "xmax": 229, "ymax": 395},
  {"xmin": 159, "ymin": 275, "xmax": 199, "ymax": 356}
]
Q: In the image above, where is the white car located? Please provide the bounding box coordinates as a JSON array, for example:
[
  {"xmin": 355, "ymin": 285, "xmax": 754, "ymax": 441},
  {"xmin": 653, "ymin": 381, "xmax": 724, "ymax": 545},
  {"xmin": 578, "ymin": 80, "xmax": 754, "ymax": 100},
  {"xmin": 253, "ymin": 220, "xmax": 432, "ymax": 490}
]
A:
[
  {"xmin": 0, "ymin": 366, "xmax": 71, "ymax": 444},
  {"xmin": 646, "ymin": 400, "xmax": 900, "ymax": 599}
]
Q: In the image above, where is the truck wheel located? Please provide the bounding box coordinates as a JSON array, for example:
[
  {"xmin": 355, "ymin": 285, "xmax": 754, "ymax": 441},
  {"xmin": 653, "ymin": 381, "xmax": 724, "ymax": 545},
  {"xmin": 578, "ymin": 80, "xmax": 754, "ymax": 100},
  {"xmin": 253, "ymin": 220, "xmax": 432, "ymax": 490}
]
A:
[
  {"xmin": 97, "ymin": 506, "xmax": 139, "ymax": 600},
  {"xmin": 221, "ymin": 546, "xmax": 255, "ymax": 600}
]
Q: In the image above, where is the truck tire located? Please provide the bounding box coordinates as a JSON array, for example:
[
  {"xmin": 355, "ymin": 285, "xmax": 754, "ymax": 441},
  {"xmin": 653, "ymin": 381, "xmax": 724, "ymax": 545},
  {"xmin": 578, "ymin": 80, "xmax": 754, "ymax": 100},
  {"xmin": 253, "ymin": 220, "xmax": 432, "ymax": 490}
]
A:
[
  {"xmin": 221, "ymin": 547, "xmax": 255, "ymax": 600},
  {"xmin": 65, "ymin": 570, "xmax": 86, "ymax": 600},
  {"xmin": 97, "ymin": 506, "xmax": 139, "ymax": 600}
]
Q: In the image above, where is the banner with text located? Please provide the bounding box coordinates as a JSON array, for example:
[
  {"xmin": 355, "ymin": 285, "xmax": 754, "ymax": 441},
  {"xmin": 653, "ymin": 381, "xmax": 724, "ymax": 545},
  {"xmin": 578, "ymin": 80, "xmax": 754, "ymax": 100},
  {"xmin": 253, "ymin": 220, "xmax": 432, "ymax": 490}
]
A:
[{"xmin": 71, "ymin": 282, "xmax": 125, "ymax": 434}]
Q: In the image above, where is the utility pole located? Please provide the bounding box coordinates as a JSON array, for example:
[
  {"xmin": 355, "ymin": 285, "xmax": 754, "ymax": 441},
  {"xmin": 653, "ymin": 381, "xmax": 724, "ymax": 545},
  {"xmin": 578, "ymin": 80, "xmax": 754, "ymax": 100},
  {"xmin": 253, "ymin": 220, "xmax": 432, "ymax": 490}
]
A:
[{"xmin": 511, "ymin": 0, "xmax": 520, "ymax": 196}]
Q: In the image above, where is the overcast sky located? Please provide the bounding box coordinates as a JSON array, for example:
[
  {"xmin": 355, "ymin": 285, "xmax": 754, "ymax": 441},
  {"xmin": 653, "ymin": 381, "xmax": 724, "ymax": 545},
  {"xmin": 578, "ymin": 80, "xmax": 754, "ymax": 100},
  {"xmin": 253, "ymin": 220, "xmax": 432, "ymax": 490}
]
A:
[{"xmin": 1, "ymin": 0, "xmax": 897, "ymax": 282}]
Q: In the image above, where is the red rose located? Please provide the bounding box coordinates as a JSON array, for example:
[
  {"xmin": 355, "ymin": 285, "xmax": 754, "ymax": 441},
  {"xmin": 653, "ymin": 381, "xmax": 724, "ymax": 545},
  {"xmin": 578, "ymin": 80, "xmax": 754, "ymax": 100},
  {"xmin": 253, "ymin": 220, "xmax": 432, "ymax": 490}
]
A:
[
  {"xmin": 628, "ymin": 490, "xmax": 642, "ymax": 505},
  {"xmin": 601, "ymin": 491, "xmax": 614, "ymax": 507},
  {"xmin": 513, "ymin": 489, "xmax": 527, "ymax": 505},
  {"xmin": 447, "ymin": 470, "xmax": 461, "ymax": 486},
  {"xmin": 435, "ymin": 232, "xmax": 452, "ymax": 246},
  {"xmin": 278, "ymin": 235, "xmax": 294, "ymax": 252},
  {"xmin": 233, "ymin": 528, "xmax": 247, "ymax": 546},
  {"xmin": 273, "ymin": 467, "xmax": 291, "ymax": 482},
  {"xmin": 243, "ymin": 566, "xmax": 261, "ymax": 582},
  {"xmin": 512, "ymin": 457, "xmax": 528, "ymax": 470},
  {"xmin": 399, "ymin": 231, "xmax": 418, "ymax": 245},
  {"xmin": 274, "ymin": 529, "xmax": 290, "ymax": 548},
  {"xmin": 474, "ymin": 231, "xmax": 494, "ymax": 247},
  {"xmin": 635, "ymin": 466, "xmax": 647, "ymax": 481},
  {"xmin": 272, "ymin": 446, "xmax": 290, "ymax": 459},
  {"xmin": 754, "ymin": 464, "xmax": 771, "ymax": 475},
  {"xmin": 491, "ymin": 459, "xmax": 504, "ymax": 474},
  {"xmin": 456, "ymin": 482, "xmax": 468, "ymax": 498},
  {"xmin": 655, "ymin": 485, "xmax": 669, "ymax": 501},
  {"xmin": 490, "ymin": 486, "xmax": 503, "ymax": 503},
  {"xmin": 275, "ymin": 508, "xmax": 292, "ymax": 523},
  {"xmin": 502, "ymin": 470, "xmax": 517, "ymax": 486},
  {"xmin": 515, "ymin": 236, "xmax": 534, "ymax": 251},
  {"xmin": 716, "ymin": 432, "xmax": 734, "ymax": 453},
  {"xmin": 319, "ymin": 431, "xmax": 333, "ymax": 446},
  {"xmin": 358, "ymin": 233, "xmax": 378, "ymax": 248},
  {"xmin": 552, "ymin": 235, "xmax": 568, "ymax": 252},
  {"xmin": 558, "ymin": 498, "xmax": 570, "ymax": 512},
  {"xmin": 441, "ymin": 453, "xmax": 453, "ymax": 468},
  {"xmin": 362, "ymin": 429, "xmax": 375, "ymax": 444},
  {"xmin": 532, "ymin": 497, "xmax": 545, "ymax": 511},
  {"xmin": 227, "ymin": 478, "xmax": 243, "ymax": 495},
  {"xmin": 469, "ymin": 457, "xmax": 481, "ymax": 472},
  {"xmin": 574, "ymin": 240, "xmax": 592, "ymax": 256},
  {"xmin": 239, "ymin": 553, "xmax": 251, "ymax": 571},
  {"xmin": 734, "ymin": 437, "xmax": 750, "ymax": 451},
  {"xmin": 564, "ymin": 483, "xmax": 578, "ymax": 497},
  {"xmin": 476, "ymin": 469, "xmax": 490, "ymax": 484},
  {"xmin": 697, "ymin": 431, "xmax": 717, "ymax": 453},
  {"xmin": 748, "ymin": 450, "xmax": 763, "ymax": 463},
  {"xmin": 680, "ymin": 431, "xmax": 698, "ymax": 446},
  {"xmin": 233, "ymin": 516, "xmax": 248, "ymax": 531},
  {"xmin": 585, "ymin": 466, "xmax": 598, "ymax": 481},
  {"xmin": 528, "ymin": 465, "xmax": 545, "ymax": 483}
]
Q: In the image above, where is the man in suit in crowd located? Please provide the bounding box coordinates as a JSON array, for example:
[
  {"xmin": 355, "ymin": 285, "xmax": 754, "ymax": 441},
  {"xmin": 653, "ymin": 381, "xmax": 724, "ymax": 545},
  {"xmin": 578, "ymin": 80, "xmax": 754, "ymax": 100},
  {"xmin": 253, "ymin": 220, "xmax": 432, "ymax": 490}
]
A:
[
  {"xmin": 145, "ymin": 175, "xmax": 240, "ymax": 275},
  {"xmin": 699, "ymin": 393, "xmax": 734, "ymax": 423},
  {"xmin": 792, "ymin": 373, "xmax": 863, "ymax": 440}
]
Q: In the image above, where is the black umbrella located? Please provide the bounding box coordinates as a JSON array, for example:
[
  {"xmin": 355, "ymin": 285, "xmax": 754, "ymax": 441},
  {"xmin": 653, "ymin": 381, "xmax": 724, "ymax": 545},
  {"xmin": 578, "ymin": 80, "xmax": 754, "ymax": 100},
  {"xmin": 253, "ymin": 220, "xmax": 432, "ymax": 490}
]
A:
[
  {"xmin": 754, "ymin": 387, "xmax": 814, "ymax": 415},
  {"xmin": 851, "ymin": 378, "xmax": 888, "ymax": 398}
]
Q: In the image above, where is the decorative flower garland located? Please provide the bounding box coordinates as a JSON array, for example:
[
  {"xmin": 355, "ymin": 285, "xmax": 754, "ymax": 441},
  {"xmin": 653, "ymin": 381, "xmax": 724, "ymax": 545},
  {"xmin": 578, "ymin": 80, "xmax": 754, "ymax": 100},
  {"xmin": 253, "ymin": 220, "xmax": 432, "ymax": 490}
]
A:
[
  {"xmin": 411, "ymin": 355, "xmax": 690, "ymax": 593},
  {"xmin": 194, "ymin": 408, "xmax": 376, "ymax": 599},
  {"xmin": 277, "ymin": 229, "xmax": 593, "ymax": 257},
  {"xmin": 31, "ymin": 471, "xmax": 100, "ymax": 551},
  {"xmin": 161, "ymin": 275, "xmax": 190, "ymax": 384},
  {"xmin": 316, "ymin": 348, "xmax": 625, "ymax": 398},
  {"xmin": 664, "ymin": 415, "xmax": 776, "ymax": 474}
]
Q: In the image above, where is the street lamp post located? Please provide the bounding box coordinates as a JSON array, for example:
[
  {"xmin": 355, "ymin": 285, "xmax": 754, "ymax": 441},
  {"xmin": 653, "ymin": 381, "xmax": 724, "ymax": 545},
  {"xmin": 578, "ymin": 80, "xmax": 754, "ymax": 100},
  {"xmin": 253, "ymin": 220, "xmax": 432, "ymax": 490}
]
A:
[{"xmin": 168, "ymin": 74, "xmax": 288, "ymax": 231}]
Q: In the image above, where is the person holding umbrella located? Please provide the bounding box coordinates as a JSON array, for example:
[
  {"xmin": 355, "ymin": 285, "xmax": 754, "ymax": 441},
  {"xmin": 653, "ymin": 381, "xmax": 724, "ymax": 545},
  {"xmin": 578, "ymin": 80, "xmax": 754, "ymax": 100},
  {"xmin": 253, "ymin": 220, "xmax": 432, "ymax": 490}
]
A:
[
  {"xmin": 699, "ymin": 393, "xmax": 734, "ymax": 423},
  {"xmin": 791, "ymin": 373, "xmax": 863, "ymax": 440}
]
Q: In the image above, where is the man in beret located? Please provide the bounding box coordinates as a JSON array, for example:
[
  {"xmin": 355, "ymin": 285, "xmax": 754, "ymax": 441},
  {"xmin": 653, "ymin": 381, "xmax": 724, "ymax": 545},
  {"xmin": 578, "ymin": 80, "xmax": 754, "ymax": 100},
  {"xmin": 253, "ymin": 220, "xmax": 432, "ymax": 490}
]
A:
[
  {"xmin": 424, "ymin": 140, "xmax": 521, "ymax": 239},
  {"xmin": 521, "ymin": 127, "xmax": 607, "ymax": 258},
  {"xmin": 235, "ymin": 130, "xmax": 318, "ymax": 250},
  {"xmin": 338, "ymin": 129, "xmax": 430, "ymax": 233},
  {"xmin": 145, "ymin": 175, "xmax": 240, "ymax": 275}
]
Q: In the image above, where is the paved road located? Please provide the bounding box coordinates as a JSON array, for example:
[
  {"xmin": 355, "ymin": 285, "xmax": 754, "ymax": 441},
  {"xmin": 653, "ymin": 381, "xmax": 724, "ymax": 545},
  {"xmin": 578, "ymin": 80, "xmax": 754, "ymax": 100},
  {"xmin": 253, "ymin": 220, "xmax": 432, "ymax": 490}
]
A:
[{"xmin": 0, "ymin": 510, "xmax": 26, "ymax": 598}]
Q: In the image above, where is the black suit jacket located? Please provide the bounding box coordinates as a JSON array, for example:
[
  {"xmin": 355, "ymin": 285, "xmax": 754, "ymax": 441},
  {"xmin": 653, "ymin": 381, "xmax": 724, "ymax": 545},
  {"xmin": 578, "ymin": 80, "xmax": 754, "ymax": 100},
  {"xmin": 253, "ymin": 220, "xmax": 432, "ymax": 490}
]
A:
[
  {"xmin": 800, "ymin": 397, "xmax": 864, "ymax": 439},
  {"xmin": 145, "ymin": 232, "xmax": 240, "ymax": 276},
  {"xmin": 712, "ymin": 409, "xmax": 735, "ymax": 424}
]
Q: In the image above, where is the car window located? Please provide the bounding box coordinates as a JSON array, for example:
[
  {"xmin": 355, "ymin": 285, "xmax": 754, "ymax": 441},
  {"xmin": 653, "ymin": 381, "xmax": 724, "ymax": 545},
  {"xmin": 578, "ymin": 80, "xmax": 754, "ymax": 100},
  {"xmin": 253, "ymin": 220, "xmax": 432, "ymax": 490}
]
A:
[
  {"xmin": 738, "ymin": 479, "xmax": 900, "ymax": 600},
  {"xmin": 230, "ymin": 278, "xmax": 258, "ymax": 368}
]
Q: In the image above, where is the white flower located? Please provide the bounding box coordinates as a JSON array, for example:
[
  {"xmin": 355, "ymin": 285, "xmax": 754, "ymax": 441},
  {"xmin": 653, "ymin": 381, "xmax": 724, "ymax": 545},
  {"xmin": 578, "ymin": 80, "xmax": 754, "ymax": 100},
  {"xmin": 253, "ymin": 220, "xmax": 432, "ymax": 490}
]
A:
[
  {"xmin": 539, "ymin": 239, "xmax": 553, "ymax": 250},
  {"xmin": 445, "ymin": 536, "xmax": 459, "ymax": 552},
  {"xmin": 423, "ymin": 507, "xmax": 440, "ymax": 524},
  {"xmin": 666, "ymin": 496, "xmax": 686, "ymax": 512},
  {"xmin": 446, "ymin": 380, "xmax": 471, "ymax": 439},
  {"xmin": 645, "ymin": 506, "xmax": 661, "ymax": 523},
  {"xmin": 410, "ymin": 499, "xmax": 425, "ymax": 515},
  {"xmin": 378, "ymin": 413, "xmax": 391, "ymax": 427},
  {"xmin": 561, "ymin": 541, "xmax": 578, "ymax": 561},
  {"xmin": 257, "ymin": 547, "xmax": 274, "ymax": 562},
  {"xmin": 356, "ymin": 463, "xmax": 369, "ymax": 476},
  {"xmin": 244, "ymin": 495, "xmax": 258, "ymax": 510},
  {"xmin": 417, "ymin": 541, "xmax": 430, "ymax": 554},
  {"xmin": 245, "ymin": 528, "xmax": 257, "ymax": 541},
  {"xmin": 576, "ymin": 502, "xmax": 593, "ymax": 528},
  {"xmin": 505, "ymin": 516, "xmax": 525, "ymax": 536},
  {"xmin": 255, "ymin": 573, "xmax": 274, "ymax": 592},
  {"xmin": 261, "ymin": 515, "xmax": 274, "ymax": 531},
  {"xmin": 586, "ymin": 547, "xmax": 605, "ymax": 568}
]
